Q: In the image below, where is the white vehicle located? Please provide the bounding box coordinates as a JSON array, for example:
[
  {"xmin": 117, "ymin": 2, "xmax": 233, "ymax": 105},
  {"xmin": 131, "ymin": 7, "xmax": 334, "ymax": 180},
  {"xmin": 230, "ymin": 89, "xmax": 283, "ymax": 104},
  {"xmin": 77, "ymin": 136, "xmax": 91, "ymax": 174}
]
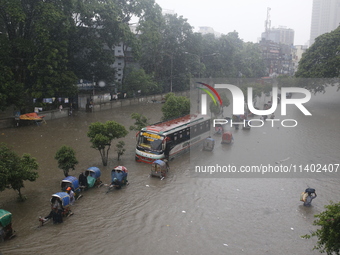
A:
[{"xmin": 135, "ymin": 114, "xmax": 211, "ymax": 163}]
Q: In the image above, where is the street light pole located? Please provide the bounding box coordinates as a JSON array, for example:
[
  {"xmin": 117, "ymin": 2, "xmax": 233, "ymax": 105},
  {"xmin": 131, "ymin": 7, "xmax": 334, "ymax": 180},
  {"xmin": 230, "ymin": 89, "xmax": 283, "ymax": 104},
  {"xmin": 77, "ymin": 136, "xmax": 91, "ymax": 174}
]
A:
[
  {"xmin": 170, "ymin": 54, "xmax": 173, "ymax": 92},
  {"xmin": 184, "ymin": 52, "xmax": 219, "ymax": 78},
  {"xmin": 163, "ymin": 53, "xmax": 174, "ymax": 92}
]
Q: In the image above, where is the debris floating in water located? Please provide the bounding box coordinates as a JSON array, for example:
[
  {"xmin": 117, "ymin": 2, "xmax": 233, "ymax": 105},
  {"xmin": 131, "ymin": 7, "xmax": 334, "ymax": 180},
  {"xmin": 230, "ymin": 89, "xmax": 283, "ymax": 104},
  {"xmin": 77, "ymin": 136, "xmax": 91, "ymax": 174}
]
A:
[
  {"xmin": 223, "ymin": 243, "xmax": 228, "ymax": 247},
  {"xmin": 275, "ymin": 157, "xmax": 290, "ymax": 164},
  {"xmin": 291, "ymin": 227, "xmax": 294, "ymax": 231},
  {"xmin": 145, "ymin": 185, "xmax": 150, "ymax": 187},
  {"xmin": 182, "ymin": 210, "xmax": 186, "ymax": 213}
]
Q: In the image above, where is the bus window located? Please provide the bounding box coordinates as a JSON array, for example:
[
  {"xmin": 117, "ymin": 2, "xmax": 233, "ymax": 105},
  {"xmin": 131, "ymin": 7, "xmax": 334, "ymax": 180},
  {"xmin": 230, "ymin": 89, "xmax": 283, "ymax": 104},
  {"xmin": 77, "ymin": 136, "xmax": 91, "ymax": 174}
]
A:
[
  {"xmin": 138, "ymin": 132, "xmax": 164, "ymax": 151},
  {"xmin": 150, "ymin": 139, "xmax": 162, "ymax": 151}
]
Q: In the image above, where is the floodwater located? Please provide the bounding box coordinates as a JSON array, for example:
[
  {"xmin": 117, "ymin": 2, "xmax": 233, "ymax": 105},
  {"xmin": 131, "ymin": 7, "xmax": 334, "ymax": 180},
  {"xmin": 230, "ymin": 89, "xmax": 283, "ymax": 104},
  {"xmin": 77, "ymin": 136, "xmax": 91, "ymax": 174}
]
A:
[{"xmin": 0, "ymin": 87, "xmax": 339, "ymax": 255}]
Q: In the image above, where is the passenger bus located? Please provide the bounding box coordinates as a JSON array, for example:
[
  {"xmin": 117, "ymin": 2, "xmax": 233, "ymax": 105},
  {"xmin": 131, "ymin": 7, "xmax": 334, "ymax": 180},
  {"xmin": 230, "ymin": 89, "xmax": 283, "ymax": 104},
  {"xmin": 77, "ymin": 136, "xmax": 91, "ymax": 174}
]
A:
[{"xmin": 135, "ymin": 114, "xmax": 211, "ymax": 163}]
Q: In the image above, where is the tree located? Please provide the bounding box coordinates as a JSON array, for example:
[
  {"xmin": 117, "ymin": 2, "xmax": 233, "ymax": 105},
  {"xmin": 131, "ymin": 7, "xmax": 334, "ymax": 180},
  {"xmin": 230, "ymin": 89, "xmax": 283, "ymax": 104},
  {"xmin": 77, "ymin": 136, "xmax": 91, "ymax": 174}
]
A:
[
  {"xmin": 0, "ymin": 0, "xmax": 78, "ymax": 111},
  {"xmin": 220, "ymin": 92, "xmax": 230, "ymax": 114},
  {"xmin": 161, "ymin": 93, "xmax": 190, "ymax": 121},
  {"xmin": 115, "ymin": 141, "xmax": 126, "ymax": 161},
  {"xmin": 0, "ymin": 0, "xmax": 161, "ymax": 111},
  {"xmin": 129, "ymin": 113, "xmax": 149, "ymax": 131},
  {"xmin": 295, "ymin": 26, "xmax": 340, "ymax": 93},
  {"xmin": 237, "ymin": 42, "xmax": 266, "ymax": 78},
  {"xmin": 124, "ymin": 68, "xmax": 159, "ymax": 96},
  {"xmin": 0, "ymin": 143, "xmax": 38, "ymax": 201},
  {"xmin": 302, "ymin": 201, "xmax": 340, "ymax": 254},
  {"xmin": 209, "ymin": 92, "xmax": 230, "ymax": 117},
  {"xmin": 135, "ymin": 1, "xmax": 164, "ymax": 75},
  {"xmin": 209, "ymin": 101, "xmax": 222, "ymax": 117},
  {"xmin": 87, "ymin": 121, "xmax": 128, "ymax": 166},
  {"xmin": 55, "ymin": 145, "xmax": 79, "ymax": 177}
]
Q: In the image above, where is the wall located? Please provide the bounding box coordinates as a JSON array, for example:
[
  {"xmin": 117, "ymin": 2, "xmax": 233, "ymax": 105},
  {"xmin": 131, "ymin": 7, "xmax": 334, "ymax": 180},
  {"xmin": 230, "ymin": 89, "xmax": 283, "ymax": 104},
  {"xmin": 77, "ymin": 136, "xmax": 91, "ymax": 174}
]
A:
[
  {"xmin": 0, "ymin": 91, "xmax": 190, "ymax": 129},
  {"xmin": 78, "ymin": 91, "xmax": 189, "ymax": 111},
  {"xmin": 0, "ymin": 108, "xmax": 70, "ymax": 129}
]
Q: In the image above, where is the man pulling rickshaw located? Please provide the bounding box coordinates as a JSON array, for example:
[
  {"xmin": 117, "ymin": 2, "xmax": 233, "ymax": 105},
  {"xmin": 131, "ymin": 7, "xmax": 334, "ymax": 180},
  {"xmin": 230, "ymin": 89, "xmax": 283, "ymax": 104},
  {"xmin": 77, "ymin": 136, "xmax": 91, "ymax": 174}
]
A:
[
  {"xmin": 39, "ymin": 192, "xmax": 73, "ymax": 226},
  {"xmin": 107, "ymin": 166, "xmax": 128, "ymax": 192}
]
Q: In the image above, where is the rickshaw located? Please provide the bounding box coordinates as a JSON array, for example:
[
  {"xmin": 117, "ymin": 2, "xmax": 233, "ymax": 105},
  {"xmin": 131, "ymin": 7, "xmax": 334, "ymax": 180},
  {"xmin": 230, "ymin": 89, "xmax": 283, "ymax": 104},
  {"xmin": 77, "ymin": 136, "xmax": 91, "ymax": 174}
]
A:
[
  {"xmin": 203, "ymin": 137, "xmax": 215, "ymax": 151},
  {"xmin": 221, "ymin": 131, "xmax": 234, "ymax": 144},
  {"xmin": 85, "ymin": 167, "xmax": 102, "ymax": 188},
  {"xmin": 105, "ymin": 166, "xmax": 129, "ymax": 193},
  {"xmin": 0, "ymin": 209, "xmax": 15, "ymax": 241},
  {"xmin": 108, "ymin": 166, "xmax": 128, "ymax": 191},
  {"xmin": 232, "ymin": 115, "xmax": 241, "ymax": 130},
  {"xmin": 61, "ymin": 176, "xmax": 81, "ymax": 198},
  {"xmin": 39, "ymin": 192, "xmax": 73, "ymax": 226},
  {"xmin": 243, "ymin": 120, "xmax": 251, "ymax": 130},
  {"xmin": 150, "ymin": 160, "xmax": 169, "ymax": 180},
  {"xmin": 214, "ymin": 124, "xmax": 223, "ymax": 135}
]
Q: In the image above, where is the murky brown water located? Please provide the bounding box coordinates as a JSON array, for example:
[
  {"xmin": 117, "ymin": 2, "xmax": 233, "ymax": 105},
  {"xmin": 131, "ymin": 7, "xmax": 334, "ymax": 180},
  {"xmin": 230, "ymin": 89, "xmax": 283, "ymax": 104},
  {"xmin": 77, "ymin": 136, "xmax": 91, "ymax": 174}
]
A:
[{"xmin": 0, "ymin": 87, "xmax": 339, "ymax": 255}]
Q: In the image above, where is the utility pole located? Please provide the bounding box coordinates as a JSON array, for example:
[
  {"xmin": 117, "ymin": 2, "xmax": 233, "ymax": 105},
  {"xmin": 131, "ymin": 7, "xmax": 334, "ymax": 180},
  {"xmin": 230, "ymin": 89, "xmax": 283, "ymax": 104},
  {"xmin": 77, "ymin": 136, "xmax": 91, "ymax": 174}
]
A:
[
  {"xmin": 265, "ymin": 7, "xmax": 271, "ymax": 75},
  {"xmin": 265, "ymin": 7, "xmax": 271, "ymax": 41}
]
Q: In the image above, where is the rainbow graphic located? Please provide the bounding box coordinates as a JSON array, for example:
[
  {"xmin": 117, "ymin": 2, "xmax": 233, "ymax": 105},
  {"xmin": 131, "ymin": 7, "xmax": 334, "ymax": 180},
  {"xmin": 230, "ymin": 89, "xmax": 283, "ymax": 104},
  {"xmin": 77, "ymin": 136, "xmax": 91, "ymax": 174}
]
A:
[{"xmin": 196, "ymin": 82, "xmax": 223, "ymax": 106}]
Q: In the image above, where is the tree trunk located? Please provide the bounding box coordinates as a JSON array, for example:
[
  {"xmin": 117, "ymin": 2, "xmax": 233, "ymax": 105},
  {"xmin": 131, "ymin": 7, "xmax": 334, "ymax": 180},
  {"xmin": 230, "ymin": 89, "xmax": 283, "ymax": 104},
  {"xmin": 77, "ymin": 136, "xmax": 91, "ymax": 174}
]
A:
[
  {"xmin": 100, "ymin": 149, "xmax": 108, "ymax": 166},
  {"xmin": 17, "ymin": 188, "xmax": 25, "ymax": 201}
]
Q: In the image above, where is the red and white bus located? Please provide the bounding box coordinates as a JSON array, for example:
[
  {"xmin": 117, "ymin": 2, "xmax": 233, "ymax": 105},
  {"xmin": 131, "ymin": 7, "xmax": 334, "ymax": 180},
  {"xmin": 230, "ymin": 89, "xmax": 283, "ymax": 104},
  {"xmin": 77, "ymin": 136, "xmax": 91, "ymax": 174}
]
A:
[{"xmin": 135, "ymin": 114, "xmax": 211, "ymax": 163}]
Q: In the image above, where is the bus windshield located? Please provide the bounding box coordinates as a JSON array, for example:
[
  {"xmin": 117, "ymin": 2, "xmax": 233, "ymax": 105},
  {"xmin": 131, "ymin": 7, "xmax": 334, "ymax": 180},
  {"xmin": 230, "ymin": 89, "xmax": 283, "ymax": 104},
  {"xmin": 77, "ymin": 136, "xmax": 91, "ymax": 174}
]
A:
[{"xmin": 137, "ymin": 132, "xmax": 164, "ymax": 151}]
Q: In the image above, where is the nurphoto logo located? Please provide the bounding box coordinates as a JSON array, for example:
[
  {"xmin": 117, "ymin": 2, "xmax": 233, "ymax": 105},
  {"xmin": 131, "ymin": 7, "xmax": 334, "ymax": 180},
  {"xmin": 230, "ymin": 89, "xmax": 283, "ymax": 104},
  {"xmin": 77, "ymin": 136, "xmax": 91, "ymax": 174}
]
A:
[{"xmin": 198, "ymin": 82, "xmax": 312, "ymax": 128}]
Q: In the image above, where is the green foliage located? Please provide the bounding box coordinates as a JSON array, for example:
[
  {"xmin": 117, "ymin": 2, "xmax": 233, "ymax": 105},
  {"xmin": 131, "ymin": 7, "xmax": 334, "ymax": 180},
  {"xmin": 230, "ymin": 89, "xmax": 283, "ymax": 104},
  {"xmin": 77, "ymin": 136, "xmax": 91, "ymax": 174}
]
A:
[
  {"xmin": 0, "ymin": 0, "xmax": 155, "ymax": 111},
  {"xmin": 161, "ymin": 93, "xmax": 190, "ymax": 121},
  {"xmin": 237, "ymin": 42, "xmax": 266, "ymax": 78},
  {"xmin": 209, "ymin": 101, "xmax": 222, "ymax": 117},
  {"xmin": 0, "ymin": 143, "xmax": 38, "ymax": 201},
  {"xmin": 238, "ymin": 82, "xmax": 270, "ymax": 104},
  {"xmin": 0, "ymin": 0, "xmax": 269, "ymax": 112},
  {"xmin": 198, "ymin": 32, "xmax": 265, "ymax": 78},
  {"xmin": 220, "ymin": 92, "xmax": 230, "ymax": 108},
  {"xmin": 0, "ymin": 0, "xmax": 78, "ymax": 111},
  {"xmin": 55, "ymin": 145, "xmax": 79, "ymax": 177},
  {"xmin": 277, "ymin": 75, "xmax": 298, "ymax": 88},
  {"xmin": 124, "ymin": 68, "xmax": 159, "ymax": 96},
  {"xmin": 164, "ymin": 92, "xmax": 175, "ymax": 101},
  {"xmin": 87, "ymin": 121, "xmax": 128, "ymax": 166},
  {"xmin": 115, "ymin": 141, "xmax": 126, "ymax": 161},
  {"xmin": 129, "ymin": 113, "xmax": 149, "ymax": 131},
  {"xmin": 302, "ymin": 201, "xmax": 340, "ymax": 254},
  {"xmin": 295, "ymin": 26, "xmax": 340, "ymax": 93}
]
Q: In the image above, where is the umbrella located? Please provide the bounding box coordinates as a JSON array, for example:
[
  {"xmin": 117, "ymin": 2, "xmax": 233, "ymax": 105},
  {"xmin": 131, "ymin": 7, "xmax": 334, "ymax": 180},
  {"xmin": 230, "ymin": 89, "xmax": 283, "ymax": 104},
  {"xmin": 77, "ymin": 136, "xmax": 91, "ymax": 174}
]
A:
[{"xmin": 114, "ymin": 166, "xmax": 128, "ymax": 173}]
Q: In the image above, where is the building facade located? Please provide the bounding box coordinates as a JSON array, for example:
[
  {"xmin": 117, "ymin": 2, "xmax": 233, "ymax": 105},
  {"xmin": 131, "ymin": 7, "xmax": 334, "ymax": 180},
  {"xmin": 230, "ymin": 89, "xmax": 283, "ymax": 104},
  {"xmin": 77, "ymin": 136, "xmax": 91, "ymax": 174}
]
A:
[
  {"xmin": 292, "ymin": 45, "xmax": 308, "ymax": 73},
  {"xmin": 310, "ymin": 0, "xmax": 340, "ymax": 45},
  {"xmin": 259, "ymin": 40, "xmax": 306, "ymax": 76},
  {"xmin": 261, "ymin": 27, "xmax": 295, "ymax": 45}
]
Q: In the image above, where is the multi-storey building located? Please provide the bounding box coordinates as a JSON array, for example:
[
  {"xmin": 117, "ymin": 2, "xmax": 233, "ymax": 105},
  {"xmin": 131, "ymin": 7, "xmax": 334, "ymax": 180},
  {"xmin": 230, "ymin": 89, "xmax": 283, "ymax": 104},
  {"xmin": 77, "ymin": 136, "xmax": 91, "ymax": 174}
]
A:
[
  {"xmin": 292, "ymin": 45, "xmax": 308, "ymax": 73},
  {"xmin": 310, "ymin": 0, "xmax": 340, "ymax": 45},
  {"xmin": 261, "ymin": 27, "xmax": 295, "ymax": 46},
  {"xmin": 197, "ymin": 26, "xmax": 221, "ymax": 37}
]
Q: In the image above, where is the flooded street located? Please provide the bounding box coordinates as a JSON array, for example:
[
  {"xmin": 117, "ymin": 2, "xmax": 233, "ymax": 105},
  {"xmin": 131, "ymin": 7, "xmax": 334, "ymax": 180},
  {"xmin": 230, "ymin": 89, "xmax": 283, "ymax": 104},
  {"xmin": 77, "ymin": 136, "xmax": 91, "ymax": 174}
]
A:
[{"xmin": 0, "ymin": 87, "xmax": 339, "ymax": 255}]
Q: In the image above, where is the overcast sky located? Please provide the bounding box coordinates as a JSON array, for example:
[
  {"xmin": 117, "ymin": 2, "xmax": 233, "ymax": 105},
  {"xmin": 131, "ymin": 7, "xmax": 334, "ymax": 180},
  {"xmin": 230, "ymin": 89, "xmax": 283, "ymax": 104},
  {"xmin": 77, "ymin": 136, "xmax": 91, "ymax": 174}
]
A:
[{"xmin": 154, "ymin": 0, "xmax": 313, "ymax": 45}]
